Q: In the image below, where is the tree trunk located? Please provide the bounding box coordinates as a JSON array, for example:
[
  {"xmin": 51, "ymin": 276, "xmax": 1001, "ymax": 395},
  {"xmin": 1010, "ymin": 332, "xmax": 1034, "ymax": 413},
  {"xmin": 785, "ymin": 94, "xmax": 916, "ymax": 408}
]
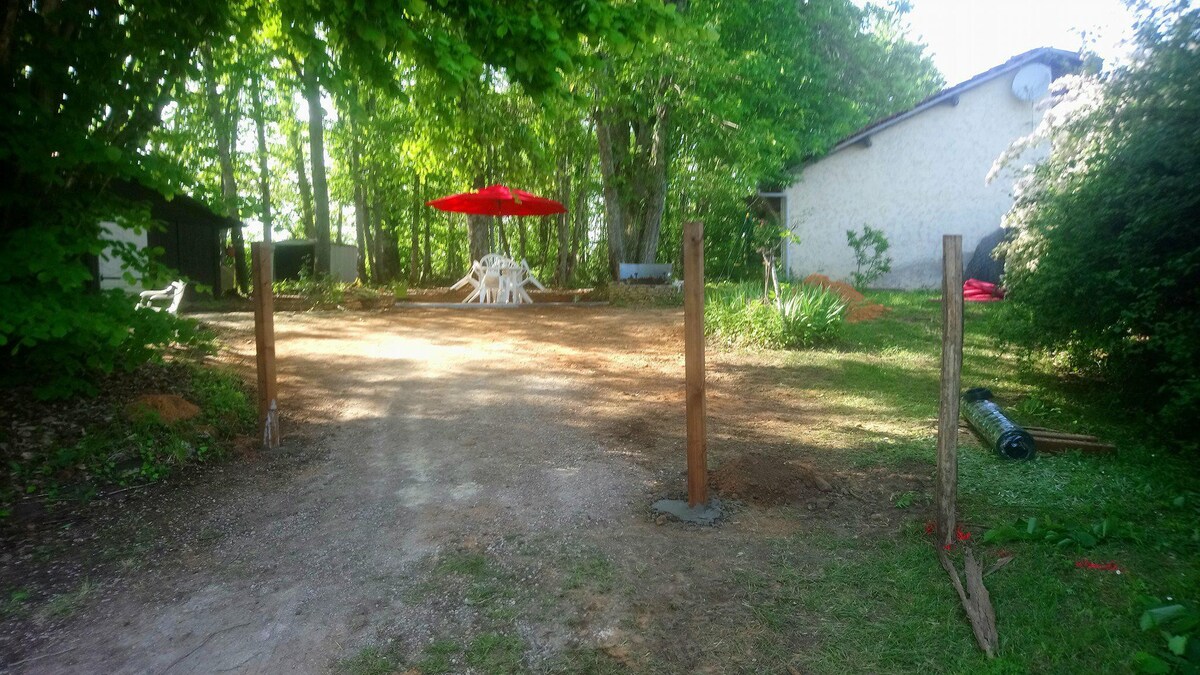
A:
[
  {"xmin": 595, "ymin": 114, "xmax": 625, "ymax": 280},
  {"xmin": 537, "ymin": 217, "xmax": 550, "ymax": 278},
  {"xmin": 203, "ymin": 50, "xmax": 248, "ymax": 294},
  {"xmin": 363, "ymin": 196, "xmax": 378, "ymax": 282},
  {"xmin": 594, "ymin": 83, "xmax": 671, "ymax": 277},
  {"xmin": 409, "ymin": 177, "xmax": 421, "ymax": 285},
  {"xmin": 372, "ymin": 189, "xmax": 398, "ymax": 282},
  {"xmin": 466, "ymin": 173, "xmax": 490, "ymax": 262},
  {"xmin": 446, "ymin": 218, "xmax": 461, "ymax": 278},
  {"xmin": 422, "ymin": 215, "xmax": 432, "ymax": 282},
  {"xmin": 353, "ymin": 178, "xmax": 370, "ymax": 282},
  {"xmin": 250, "ymin": 76, "xmax": 273, "ymax": 245},
  {"xmin": 555, "ymin": 154, "xmax": 572, "ymax": 285},
  {"xmin": 497, "ymin": 219, "xmax": 512, "ymax": 258},
  {"xmin": 288, "ymin": 123, "xmax": 315, "ymax": 239},
  {"xmin": 517, "ymin": 219, "xmax": 527, "ymax": 262},
  {"xmin": 305, "ymin": 67, "xmax": 331, "ymax": 275},
  {"xmin": 637, "ymin": 101, "xmax": 670, "ymax": 263},
  {"xmin": 571, "ymin": 163, "xmax": 588, "ymax": 280},
  {"xmin": 556, "ymin": 211, "xmax": 570, "ymax": 286},
  {"xmin": 354, "ymin": 201, "xmax": 368, "ymax": 282}
]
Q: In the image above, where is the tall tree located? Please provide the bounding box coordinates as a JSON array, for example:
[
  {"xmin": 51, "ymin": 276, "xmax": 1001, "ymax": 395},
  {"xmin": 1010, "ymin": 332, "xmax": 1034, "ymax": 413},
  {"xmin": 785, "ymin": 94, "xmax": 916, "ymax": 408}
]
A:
[
  {"xmin": 263, "ymin": 0, "xmax": 673, "ymax": 275},
  {"xmin": 201, "ymin": 46, "xmax": 249, "ymax": 294},
  {"xmin": 250, "ymin": 73, "xmax": 274, "ymax": 244},
  {"xmin": 409, "ymin": 181, "xmax": 422, "ymax": 285},
  {"xmin": 303, "ymin": 63, "xmax": 333, "ymax": 274},
  {"xmin": 591, "ymin": 0, "xmax": 941, "ymax": 278},
  {"xmin": 0, "ymin": 0, "xmax": 233, "ymax": 392},
  {"xmin": 286, "ymin": 119, "xmax": 316, "ymax": 239}
]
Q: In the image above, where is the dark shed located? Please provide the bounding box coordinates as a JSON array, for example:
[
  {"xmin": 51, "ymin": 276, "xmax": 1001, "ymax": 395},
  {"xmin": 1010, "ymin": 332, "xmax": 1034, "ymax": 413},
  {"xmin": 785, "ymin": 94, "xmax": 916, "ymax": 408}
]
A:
[{"xmin": 96, "ymin": 181, "xmax": 238, "ymax": 298}]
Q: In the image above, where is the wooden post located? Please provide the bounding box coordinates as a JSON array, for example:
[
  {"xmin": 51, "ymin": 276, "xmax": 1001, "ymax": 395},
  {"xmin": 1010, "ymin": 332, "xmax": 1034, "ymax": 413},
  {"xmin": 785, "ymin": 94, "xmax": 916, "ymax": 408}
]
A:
[
  {"xmin": 683, "ymin": 221, "xmax": 708, "ymax": 507},
  {"xmin": 935, "ymin": 237, "xmax": 1000, "ymax": 657},
  {"xmin": 935, "ymin": 235, "xmax": 964, "ymax": 548},
  {"xmin": 251, "ymin": 242, "xmax": 280, "ymax": 449}
]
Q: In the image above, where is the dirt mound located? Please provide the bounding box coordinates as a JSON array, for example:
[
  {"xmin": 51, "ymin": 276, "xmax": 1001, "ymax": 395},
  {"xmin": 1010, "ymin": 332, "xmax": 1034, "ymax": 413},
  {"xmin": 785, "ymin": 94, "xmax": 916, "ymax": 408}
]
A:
[
  {"xmin": 802, "ymin": 273, "xmax": 887, "ymax": 324},
  {"xmin": 846, "ymin": 303, "xmax": 888, "ymax": 322},
  {"xmin": 125, "ymin": 394, "xmax": 201, "ymax": 424},
  {"xmin": 709, "ymin": 454, "xmax": 833, "ymax": 506},
  {"xmin": 803, "ymin": 273, "xmax": 864, "ymax": 304}
]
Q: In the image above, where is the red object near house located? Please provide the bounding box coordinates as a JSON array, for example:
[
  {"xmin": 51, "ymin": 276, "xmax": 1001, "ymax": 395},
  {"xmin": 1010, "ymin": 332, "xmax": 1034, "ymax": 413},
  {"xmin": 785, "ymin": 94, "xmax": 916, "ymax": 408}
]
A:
[
  {"xmin": 425, "ymin": 184, "xmax": 567, "ymax": 217},
  {"xmin": 964, "ymin": 278, "xmax": 1005, "ymax": 302}
]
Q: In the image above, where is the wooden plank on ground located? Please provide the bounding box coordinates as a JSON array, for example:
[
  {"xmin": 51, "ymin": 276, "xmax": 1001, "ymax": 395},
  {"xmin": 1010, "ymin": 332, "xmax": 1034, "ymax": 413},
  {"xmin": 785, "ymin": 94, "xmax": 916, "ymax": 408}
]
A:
[{"xmin": 1029, "ymin": 436, "xmax": 1116, "ymax": 454}]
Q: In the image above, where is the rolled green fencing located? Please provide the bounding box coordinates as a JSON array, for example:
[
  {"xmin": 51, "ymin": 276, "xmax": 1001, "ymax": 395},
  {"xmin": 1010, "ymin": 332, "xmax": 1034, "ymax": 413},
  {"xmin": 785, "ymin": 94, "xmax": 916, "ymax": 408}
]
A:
[{"xmin": 961, "ymin": 387, "xmax": 1037, "ymax": 460}]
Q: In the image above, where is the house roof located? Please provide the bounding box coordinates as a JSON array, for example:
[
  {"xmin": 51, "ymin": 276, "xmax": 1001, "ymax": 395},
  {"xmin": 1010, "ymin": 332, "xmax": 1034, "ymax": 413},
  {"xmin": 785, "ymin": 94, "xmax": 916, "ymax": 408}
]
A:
[{"xmin": 825, "ymin": 47, "xmax": 1082, "ymax": 156}]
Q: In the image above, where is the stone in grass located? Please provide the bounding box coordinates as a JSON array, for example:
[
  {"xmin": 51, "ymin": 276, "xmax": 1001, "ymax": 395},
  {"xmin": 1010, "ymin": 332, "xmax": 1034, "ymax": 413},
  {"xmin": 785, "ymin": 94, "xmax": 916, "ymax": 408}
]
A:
[
  {"xmin": 125, "ymin": 394, "xmax": 201, "ymax": 425},
  {"xmin": 652, "ymin": 498, "xmax": 723, "ymax": 525}
]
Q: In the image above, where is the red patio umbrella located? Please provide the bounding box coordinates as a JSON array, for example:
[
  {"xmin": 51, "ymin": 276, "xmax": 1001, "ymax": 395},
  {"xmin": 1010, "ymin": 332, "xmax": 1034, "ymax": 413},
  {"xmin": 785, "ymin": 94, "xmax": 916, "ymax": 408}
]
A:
[{"xmin": 425, "ymin": 184, "xmax": 566, "ymax": 217}]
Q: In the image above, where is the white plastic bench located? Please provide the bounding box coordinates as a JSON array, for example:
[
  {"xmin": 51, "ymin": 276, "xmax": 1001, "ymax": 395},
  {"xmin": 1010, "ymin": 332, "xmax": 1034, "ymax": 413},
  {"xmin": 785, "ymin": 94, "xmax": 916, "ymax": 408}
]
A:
[{"xmin": 137, "ymin": 280, "xmax": 186, "ymax": 314}]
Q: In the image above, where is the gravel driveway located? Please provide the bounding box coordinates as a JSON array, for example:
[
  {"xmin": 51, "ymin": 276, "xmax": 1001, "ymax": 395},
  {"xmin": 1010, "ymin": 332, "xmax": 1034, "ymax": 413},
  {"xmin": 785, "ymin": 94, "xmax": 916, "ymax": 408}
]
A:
[{"xmin": 7, "ymin": 306, "xmax": 908, "ymax": 674}]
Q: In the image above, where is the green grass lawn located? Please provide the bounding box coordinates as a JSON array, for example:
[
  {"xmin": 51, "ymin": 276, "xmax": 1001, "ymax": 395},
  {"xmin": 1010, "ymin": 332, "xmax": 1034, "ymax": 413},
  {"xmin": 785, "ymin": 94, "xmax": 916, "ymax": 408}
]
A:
[{"xmin": 767, "ymin": 291, "xmax": 1200, "ymax": 673}]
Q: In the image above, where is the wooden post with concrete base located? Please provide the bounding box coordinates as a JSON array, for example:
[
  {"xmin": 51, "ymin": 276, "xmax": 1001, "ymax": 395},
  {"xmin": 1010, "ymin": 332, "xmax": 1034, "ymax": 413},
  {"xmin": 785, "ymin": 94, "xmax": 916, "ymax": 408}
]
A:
[
  {"xmin": 649, "ymin": 221, "xmax": 720, "ymax": 525},
  {"xmin": 251, "ymin": 242, "xmax": 280, "ymax": 449},
  {"xmin": 683, "ymin": 220, "xmax": 708, "ymax": 507}
]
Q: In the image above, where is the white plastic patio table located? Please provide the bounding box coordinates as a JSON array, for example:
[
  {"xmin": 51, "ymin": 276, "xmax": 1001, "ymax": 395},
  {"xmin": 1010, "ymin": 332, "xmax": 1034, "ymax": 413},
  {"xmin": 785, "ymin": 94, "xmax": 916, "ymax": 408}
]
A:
[{"xmin": 452, "ymin": 255, "xmax": 542, "ymax": 304}]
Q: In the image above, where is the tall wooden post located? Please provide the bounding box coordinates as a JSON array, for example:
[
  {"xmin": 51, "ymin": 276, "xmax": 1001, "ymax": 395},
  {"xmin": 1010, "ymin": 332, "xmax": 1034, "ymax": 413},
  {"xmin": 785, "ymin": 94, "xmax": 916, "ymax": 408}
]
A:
[
  {"xmin": 683, "ymin": 221, "xmax": 708, "ymax": 507},
  {"xmin": 936, "ymin": 235, "xmax": 964, "ymax": 548},
  {"xmin": 251, "ymin": 243, "xmax": 280, "ymax": 449}
]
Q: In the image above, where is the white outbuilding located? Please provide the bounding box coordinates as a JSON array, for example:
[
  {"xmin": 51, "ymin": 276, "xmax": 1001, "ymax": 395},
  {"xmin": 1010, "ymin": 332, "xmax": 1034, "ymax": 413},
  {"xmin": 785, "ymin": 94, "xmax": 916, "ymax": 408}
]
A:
[{"xmin": 769, "ymin": 47, "xmax": 1081, "ymax": 289}]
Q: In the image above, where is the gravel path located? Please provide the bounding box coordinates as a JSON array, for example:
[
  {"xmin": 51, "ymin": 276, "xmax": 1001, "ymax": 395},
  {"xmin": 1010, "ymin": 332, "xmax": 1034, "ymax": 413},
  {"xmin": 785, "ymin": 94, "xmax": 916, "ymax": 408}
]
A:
[
  {"xmin": 11, "ymin": 307, "xmax": 688, "ymax": 673},
  {"xmin": 9, "ymin": 306, "xmax": 913, "ymax": 674}
]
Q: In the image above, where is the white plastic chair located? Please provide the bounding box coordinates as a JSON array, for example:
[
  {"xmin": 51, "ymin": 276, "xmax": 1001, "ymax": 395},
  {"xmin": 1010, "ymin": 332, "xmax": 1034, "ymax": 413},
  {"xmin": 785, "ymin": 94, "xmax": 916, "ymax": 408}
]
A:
[
  {"xmin": 499, "ymin": 260, "xmax": 544, "ymax": 304},
  {"xmin": 137, "ymin": 280, "xmax": 186, "ymax": 314},
  {"xmin": 455, "ymin": 254, "xmax": 545, "ymax": 305},
  {"xmin": 452, "ymin": 261, "xmax": 484, "ymax": 295},
  {"xmin": 475, "ymin": 267, "xmax": 503, "ymax": 303}
]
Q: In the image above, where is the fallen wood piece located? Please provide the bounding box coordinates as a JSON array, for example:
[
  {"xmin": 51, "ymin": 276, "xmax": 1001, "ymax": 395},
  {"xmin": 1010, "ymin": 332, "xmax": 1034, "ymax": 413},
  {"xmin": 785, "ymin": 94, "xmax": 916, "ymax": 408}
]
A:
[
  {"xmin": 1028, "ymin": 430, "xmax": 1103, "ymax": 441},
  {"xmin": 1028, "ymin": 433, "xmax": 1104, "ymax": 443},
  {"xmin": 95, "ymin": 483, "xmax": 152, "ymax": 499},
  {"xmin": 1028, "ymin": 436, "xmax": 1116, "ymax": 454},
  {"xmin": 984, "ymin": 555, "xmax": 1014, "ymax": 578},
  {"xmin": 939, "ymin": 545, "xmax": 999, "ymax": 658}
]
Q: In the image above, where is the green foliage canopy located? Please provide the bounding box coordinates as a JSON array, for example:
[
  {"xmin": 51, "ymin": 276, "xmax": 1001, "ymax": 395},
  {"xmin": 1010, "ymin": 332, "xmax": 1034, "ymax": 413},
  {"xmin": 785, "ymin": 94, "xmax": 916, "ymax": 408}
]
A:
[
  {"xmin": 0, "ymin": 0, "xmax": 233, "ymax": 395},
  {"xmin": 998, "ymin": 3, "xmax": 1200, "ymax": 443},
  {"xmin": 0, "ymin": 0, "xmax": 944, "ymax": 395}
]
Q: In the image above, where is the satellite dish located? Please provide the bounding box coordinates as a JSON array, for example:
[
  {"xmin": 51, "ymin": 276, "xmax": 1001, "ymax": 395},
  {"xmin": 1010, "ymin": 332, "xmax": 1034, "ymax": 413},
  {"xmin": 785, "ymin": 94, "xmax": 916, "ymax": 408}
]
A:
[{"xmin": 1012, "ymin": 63, "xmax": 1053, "ymax": 101}]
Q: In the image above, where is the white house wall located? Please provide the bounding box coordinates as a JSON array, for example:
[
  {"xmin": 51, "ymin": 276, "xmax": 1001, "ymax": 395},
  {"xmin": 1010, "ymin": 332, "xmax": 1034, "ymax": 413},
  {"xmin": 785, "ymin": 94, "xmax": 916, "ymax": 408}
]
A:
[{"xmin": 784, "ymin": 71, "xmax": 1046, "ymax": 289}]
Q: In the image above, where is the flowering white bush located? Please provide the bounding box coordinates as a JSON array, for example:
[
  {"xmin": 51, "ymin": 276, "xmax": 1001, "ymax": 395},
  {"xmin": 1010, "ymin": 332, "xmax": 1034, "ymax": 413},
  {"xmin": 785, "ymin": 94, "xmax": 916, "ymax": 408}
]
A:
[{"xmin": 989, "ymin": 5, "xmax": 1200, "ymax": 444}]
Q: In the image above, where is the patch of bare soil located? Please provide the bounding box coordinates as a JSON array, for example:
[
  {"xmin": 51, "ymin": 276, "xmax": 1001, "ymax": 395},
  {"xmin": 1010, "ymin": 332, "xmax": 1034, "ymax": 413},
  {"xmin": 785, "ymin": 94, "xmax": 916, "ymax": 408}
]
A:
[{"xmin": 709, "ymin": 453, "xmax": 834, "ymax": 506}]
